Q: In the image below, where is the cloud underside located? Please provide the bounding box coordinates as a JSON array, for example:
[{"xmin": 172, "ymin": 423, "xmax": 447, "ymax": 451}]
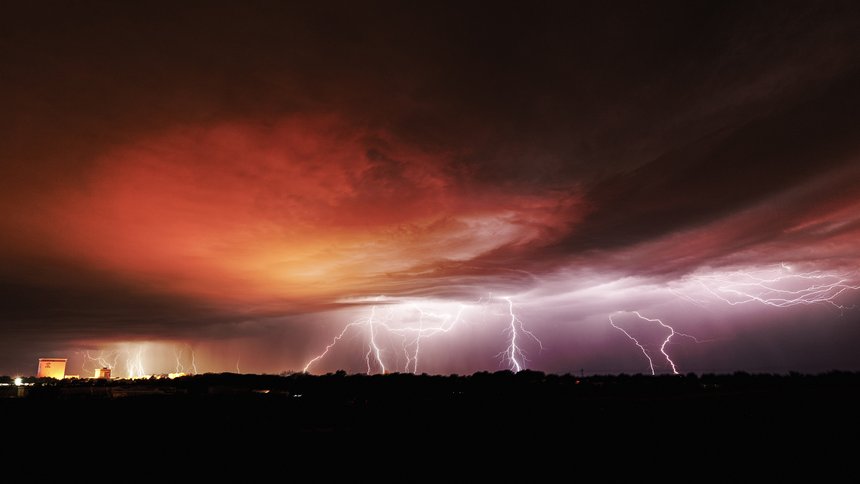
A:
[{"xmin": 1, "ymin": 2, "xmax": 860, "ymax": 371}]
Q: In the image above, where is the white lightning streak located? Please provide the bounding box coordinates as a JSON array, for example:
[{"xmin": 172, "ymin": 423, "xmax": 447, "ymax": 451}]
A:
[
  {"xmin": 174, "ymin": 347, "xmax": 185, "ymax": 373},
  {"xmin": 304, "ymin": 297, "xmax": 540, "ymax": 375},
  {"xmin": 82, "ymin": 350, "xmax": 118, "ymax": 376},
  {"xmin": 609, "ymin": 313, "xmax": 655, "ymax": 375},
  {"xmin": 695, "ymin": 265, "xmax": 860, "ymax": 309},
  {"xmin": 125, "ymin": 345, "xmax": 146, "ymax": 379},
  {"xmin": 496, "ymin": 297, "xmax": 543, "ymax": 372},
  {"xmin": 303, "ymin": 320, "xmax": 365, "ymax": 373},
  {"xmin": 609, "ymin": 311, "xmax": 699, "ymax": 375},
  {"xmin": 366, "ymin": 306, "xmax": 385, "ymax": 374}
]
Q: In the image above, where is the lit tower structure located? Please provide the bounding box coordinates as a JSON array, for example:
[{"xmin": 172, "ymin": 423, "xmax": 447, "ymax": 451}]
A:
[
  {"xmin": 36, "ymin": 358, "xmax": 67, "ymax": 379},
  {"xmin": 93, "ymin": 367, "xmax": 111, "ymax": 379}
]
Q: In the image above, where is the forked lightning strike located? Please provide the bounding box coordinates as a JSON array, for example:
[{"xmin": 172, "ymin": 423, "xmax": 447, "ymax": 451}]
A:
[
  {"xmin": 82, "ymin": 350, "xmax": 119, "ymax": 376},
  {"xmin": 174, "ymin": 347, "xmax": 185, "ymax": 373},
  {"xmin": 609, "ymin": 311, "xmax": 700, "ymax": 375},
  {"xmin": 126, "ymin": 346, "xmax": 146, "ymax": 378},
  {"xmin": 303, "ymin": 297, "xmax": 542, "ymax": 374},
  {"xmin": 81, "ymin": 347, "xmax": 146, "ymax": 378},
  {"xmin": 365, "ymin": 306, "xmax": 385, "ymax": 374},
  {"xmin": 81, "ymin": 343, "xmax": 199, "ymax": 379},
  {"xmin": 622, "ymin": 264, "xmax": 860, "ymax": 375},
  {"xmin": 695, "ymin": 265, "xmax": 860, "ymax": 309},
  {"xmin": 498, "ymin": 297, "xmax": 543, "ymax": 372},
  {"xmin": 173, "ymin": 344, "xmax": 198, "ymax": 375}
]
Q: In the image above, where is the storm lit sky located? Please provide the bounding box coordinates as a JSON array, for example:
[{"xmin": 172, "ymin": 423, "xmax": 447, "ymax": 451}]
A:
[{"xmin": 3, "ymin": 1, "xmax": 860, "ymax": 377}]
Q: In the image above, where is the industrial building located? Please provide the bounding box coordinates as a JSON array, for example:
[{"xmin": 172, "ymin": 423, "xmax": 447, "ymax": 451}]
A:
[
  {"xmin": 93, "ymin": 367, "xmax": 111, "ymax": 379},
  {"xmin": 37, "ymin": 358, "xmax": 67, "ymax": 379}
]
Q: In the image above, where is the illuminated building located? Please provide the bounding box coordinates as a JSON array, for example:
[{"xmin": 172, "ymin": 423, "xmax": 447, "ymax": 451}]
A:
[
  {"xmin": 93, "ymin": 367, "xmax": 111, "ymax": 379},
  {"xmin": 37, "ymin": 358, "xmax": 67, "ymax": 379}
]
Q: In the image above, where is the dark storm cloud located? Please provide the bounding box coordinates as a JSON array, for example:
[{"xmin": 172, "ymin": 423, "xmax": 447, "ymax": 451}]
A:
[
  {"xmin": 4, "ymin": 1, "xmax": 858, "ymax": 191},
  {"xmin": 2, "ymin": 1, "xmax": 860, "ymax": 373},
  {"xmin": 562, "ymin": 70, "xmax": 860, "ymax": 252},
  {"xmin": 0, "ymin": 256, "xmax": 250, "ymax": 338}
]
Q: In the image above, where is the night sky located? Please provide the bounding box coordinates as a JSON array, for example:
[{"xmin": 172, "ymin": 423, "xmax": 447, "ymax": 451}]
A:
[{"xmin": 2, "ymin": 1, "xmax": 860, "ymax": 377}]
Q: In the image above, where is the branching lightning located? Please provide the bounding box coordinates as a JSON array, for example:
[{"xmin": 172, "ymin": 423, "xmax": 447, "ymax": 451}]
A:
[
  {"xmin": 302, "ymin": 319, "xmax": 366, "ymax": 373},
  {"xmin": 82, "ymin": 350, "xmax": 119, "ymax": 376},
  {"xmin": 172, "ymin": 344, "xmax": 198, "ymax": 376},
  {"xmin": 174, "ymin": 347, "xmax": 185, "ymax": 374},
  {"xmin": 81, "ymin": 343, "xmax": 202, "ymax": 379},
  {"xmin": 609, "ymin": 311, "xmax": 700, "ymax": 375},
  {"xmin": 497, "ymin": 297, "xmax": 543, "ymax": 372},
  {"xmin": 615, "ymin": 264, "xmax": 860, "ymax": 375},
  {"xmin": 125, "ymin": 345, "xmax": 147, "ymax": 378},
  {"xmin": 74, "ymin": 264, "xmax": 858, "ymax": 378},
  {"xmin": 81, "ymin": 347, "xmax": 148, "ymax": 379},
  {"xmin": 694, "ymin": 264, "xmax": 860, "ymax": 310},
  {"xmin": 303, "ymin": 296, "xmax": 542, "ymax": 374},
  {"xmin": 365, "ymin": 306, "xmax": 385, "ymax": 374}
]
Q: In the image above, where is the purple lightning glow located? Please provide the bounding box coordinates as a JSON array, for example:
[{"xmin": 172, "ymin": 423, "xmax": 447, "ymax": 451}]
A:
[
  {"xmin": 68, "ymin": 265, "xmax": 860, "ymax": 377},
  {"xmin": 303, "ymin": 297, "xmax": 542, "ymax": 374},
  {"xmin": 82, "ymin": 349, "xmax": 119, "ymax": 376},
  {"xmin": 603, "ymin": 264, "xmax": 860, "ymax": 375},
  {"xmin": 692, "ymin": 264, "xmax": 860, "ymax": 310},
  {"xmin": 609, "ymin": 311, "xmax": 700, "ymax": 375},
  {"xmin": 81, "ymin": 347, "xmax": 147, "ymax": 378},
  {"xmin": 498, "ymin": 297, "xmax": 543, "ymax": 372}
]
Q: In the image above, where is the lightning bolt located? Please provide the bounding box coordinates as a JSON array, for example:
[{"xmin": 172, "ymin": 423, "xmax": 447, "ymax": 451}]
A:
[
  {"xmin": 170, "ymin": 344, "xmax": 198, "ymax": 376},
  {"xmin": 82, "ymin": 350, "xmax": 119, "ymax": 377},
  {"xmin": 174, "ymin": 347, "xmax": 185, "ymax": 374},
  {"xmin": 609, "ymin": 311, "xmax": 699, "ymax": 375},
  {"xmin": 125, "ymin": 345, "xmax": 147, "ymax": 379},
  {"xmin": 694, "ymin": 264, "xmax": 860, "ymax": 310},
  {"xmin": 83, "ymin": 348, "xmax": 147, "ymax": 379},
  {"xmin": 303, "ymin": 318, "xmax": 365, "ymax": 373},
  {"xmin": 365, "ymin": 306, "xmax": 386, "ymax": 374},
  {"xmin": 393, "ymin": 304, "xmax": 465, "ymax": 373},
  {"xmin": 497, "ymin": 297, "xmax": 543, "ymax": 372},
  {"xmin": 406, "ymin": 307, "xmax": 424, "ymax": 373},
  {"xmin": 303, "ymin": 296, "xmax": 541, "ymax": 375}
]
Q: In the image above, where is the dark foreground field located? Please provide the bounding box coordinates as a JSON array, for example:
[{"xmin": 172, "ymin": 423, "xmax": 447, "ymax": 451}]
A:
[{"xmin": 3, "ymin": 371, "xmax": 858, "ymax": 471}]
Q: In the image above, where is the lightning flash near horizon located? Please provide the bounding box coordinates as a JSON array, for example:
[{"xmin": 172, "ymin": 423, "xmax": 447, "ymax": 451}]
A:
[
  {"xmin": 78, "ymin": 343, "xmax": 204, "ymax": 379},
  {"xmin": 609, "ymin": 264, "xmax": 860, "ymax": 375},
  {"xmin": 692, "ymin": 264, "xmax": 860, "ymax": 310},
  {"xmin": 609, "ymin": 311, "xmax": 701, "ymax": 375},
  {"xmin": 498, "ymin": 297, "xmax": 543, "ymax": 372},
  {"xmin": 66, "ymin": 264, "xmax": 860, "ymax": 377},
  {"xmin": 81, "ymin": 346, "xmax": 147, "ymax": 379},
  {"xmin": 303, "ymin": 296, "xmax": 542, "ymax": 374},
  {"xmin": 4, "ymin": 1, "xmax": 860, "ymax": 378}
]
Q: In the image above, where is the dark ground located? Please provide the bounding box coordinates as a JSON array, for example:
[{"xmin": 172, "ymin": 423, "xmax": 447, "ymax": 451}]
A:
[{"xmin": 3, "ymin": 371, "xmax": 857, "ymax": 474}]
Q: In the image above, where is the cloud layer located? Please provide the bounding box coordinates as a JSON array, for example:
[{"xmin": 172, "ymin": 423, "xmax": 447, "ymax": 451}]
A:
[{"xmin": 2, "ymin": 1, "xmax": 860, "ymax": 375}]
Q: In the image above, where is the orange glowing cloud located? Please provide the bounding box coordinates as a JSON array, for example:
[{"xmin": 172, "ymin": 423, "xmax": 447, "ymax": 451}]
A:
[{"xmin": 33, "ymin": 116, "xmax": 582, "ymax": 308}]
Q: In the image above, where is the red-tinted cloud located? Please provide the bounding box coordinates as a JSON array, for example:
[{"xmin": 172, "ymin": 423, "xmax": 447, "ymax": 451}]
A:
[
  {"xmin": 21, "ymin": 117, "xmax": 581, "ymax": 309},
  {"xmin": 2, "ymin": 1, "xmax": 860, "ymax": 374}
]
